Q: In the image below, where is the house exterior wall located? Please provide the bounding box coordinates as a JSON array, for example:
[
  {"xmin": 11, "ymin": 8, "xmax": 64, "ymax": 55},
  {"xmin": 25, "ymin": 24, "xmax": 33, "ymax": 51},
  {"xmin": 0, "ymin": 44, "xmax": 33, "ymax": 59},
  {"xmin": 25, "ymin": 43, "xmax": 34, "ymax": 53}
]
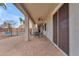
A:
[
  {"xmin": 69, "ymin": 3, "xmax": 79, "ymax": 56},
  {"xmin": 44, "ymin": 3, "xmax": 79, "ymax": 56},
  {"xmin": 43, "ymin": 4, "xmax": 67, "ymax": 55},
  {"xmin": 43, "ymin": 4, "xmax": 63, "ymax": 43},
  {"xmin": 43, "ymin": 15, "xmax": 53, "ymax": 42},
  {"xmin": 29, "ymin": 18, "xmax": 35, "ymax": 34}
]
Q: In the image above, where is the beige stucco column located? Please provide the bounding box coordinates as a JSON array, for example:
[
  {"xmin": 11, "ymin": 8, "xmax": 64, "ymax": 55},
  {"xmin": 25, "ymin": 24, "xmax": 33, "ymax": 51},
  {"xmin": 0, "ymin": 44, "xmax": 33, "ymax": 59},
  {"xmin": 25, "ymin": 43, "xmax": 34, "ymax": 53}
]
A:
[{"xmin": 24, "ymin": 16, "xmax": 29, "ymax": 41}]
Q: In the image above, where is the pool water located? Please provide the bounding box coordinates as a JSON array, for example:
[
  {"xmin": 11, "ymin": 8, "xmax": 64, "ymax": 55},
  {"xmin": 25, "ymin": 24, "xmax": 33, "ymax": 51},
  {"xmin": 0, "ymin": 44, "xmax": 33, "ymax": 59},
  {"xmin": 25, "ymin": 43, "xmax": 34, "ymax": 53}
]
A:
[{"xmin": 5, "ymin": 32, "xmax": 12, "ymax": 36}]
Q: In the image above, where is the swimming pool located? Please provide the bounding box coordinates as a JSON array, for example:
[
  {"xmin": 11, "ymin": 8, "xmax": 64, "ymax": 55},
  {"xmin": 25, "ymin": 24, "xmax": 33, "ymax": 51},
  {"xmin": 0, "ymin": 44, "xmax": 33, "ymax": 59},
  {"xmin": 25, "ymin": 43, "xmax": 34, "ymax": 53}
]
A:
[{"xmin": 4, "ymin": 32, "xmax": 12, "ymax": 36}]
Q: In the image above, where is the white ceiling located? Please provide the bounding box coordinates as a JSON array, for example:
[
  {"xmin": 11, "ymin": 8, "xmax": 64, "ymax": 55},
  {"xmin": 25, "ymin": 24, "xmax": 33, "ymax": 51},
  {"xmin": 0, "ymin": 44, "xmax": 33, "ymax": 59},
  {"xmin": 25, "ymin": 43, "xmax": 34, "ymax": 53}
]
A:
[{"xmin": 22, "ymin": 3, "xmax": 59, "ymax": 24}]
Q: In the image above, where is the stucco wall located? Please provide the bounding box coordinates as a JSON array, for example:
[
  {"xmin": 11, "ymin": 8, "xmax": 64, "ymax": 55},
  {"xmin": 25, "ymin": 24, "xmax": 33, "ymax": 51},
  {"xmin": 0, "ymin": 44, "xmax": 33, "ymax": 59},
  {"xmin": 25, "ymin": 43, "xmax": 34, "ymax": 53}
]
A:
[
  {"xmin": 69, "ymin": 3, "xmax": 79, "ymax": 56},
  {"xmin": 29, "ymin": 18, "xmax": 35, "ymax": 34},
  {"xmin": 43, "ymin": 15, "xmax": 53, "ymax": 42},
  {"xmin": 43, "ymin": 4, "xmax": 63, "ymax": 43}
]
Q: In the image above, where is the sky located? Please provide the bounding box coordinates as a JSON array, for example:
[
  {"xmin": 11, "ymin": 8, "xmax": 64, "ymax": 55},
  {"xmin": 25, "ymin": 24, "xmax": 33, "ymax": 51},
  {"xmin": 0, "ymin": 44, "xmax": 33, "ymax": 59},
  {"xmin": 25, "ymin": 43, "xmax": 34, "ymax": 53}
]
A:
[{"xmin": 0, "ymin": 3, "xmax": 25, "ymax": 28}]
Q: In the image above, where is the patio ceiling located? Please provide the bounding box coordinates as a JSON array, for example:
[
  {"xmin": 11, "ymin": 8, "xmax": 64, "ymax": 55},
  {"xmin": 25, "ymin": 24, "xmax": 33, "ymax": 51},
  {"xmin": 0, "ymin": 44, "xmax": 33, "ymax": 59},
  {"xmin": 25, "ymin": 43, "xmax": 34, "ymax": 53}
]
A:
[{"xmin": 15, "ymin": 3, "xmax": 59, "ymax": 24}]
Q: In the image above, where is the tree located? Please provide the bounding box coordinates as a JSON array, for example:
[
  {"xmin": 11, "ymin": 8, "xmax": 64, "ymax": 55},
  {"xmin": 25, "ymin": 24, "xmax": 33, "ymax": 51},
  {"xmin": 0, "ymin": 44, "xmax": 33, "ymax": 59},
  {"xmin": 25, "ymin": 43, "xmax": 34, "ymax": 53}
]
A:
[
  {"xmin": 4, "ymin": 21, "xmax": 12, "ymax": 37},
  {"xmin": 19, "ymin": 17, "xmax": 24, "ymax": 25},
  {"xmin": 0, "ymin": 3, "xmax": 6, "ymax": 9},
  {"xmin": 19, "ymin": 17, "xmax": 25, "ymax": 35},
  {"xmin": 8, "ymin": 23, "xmax": 12, "ymax": 36}
]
